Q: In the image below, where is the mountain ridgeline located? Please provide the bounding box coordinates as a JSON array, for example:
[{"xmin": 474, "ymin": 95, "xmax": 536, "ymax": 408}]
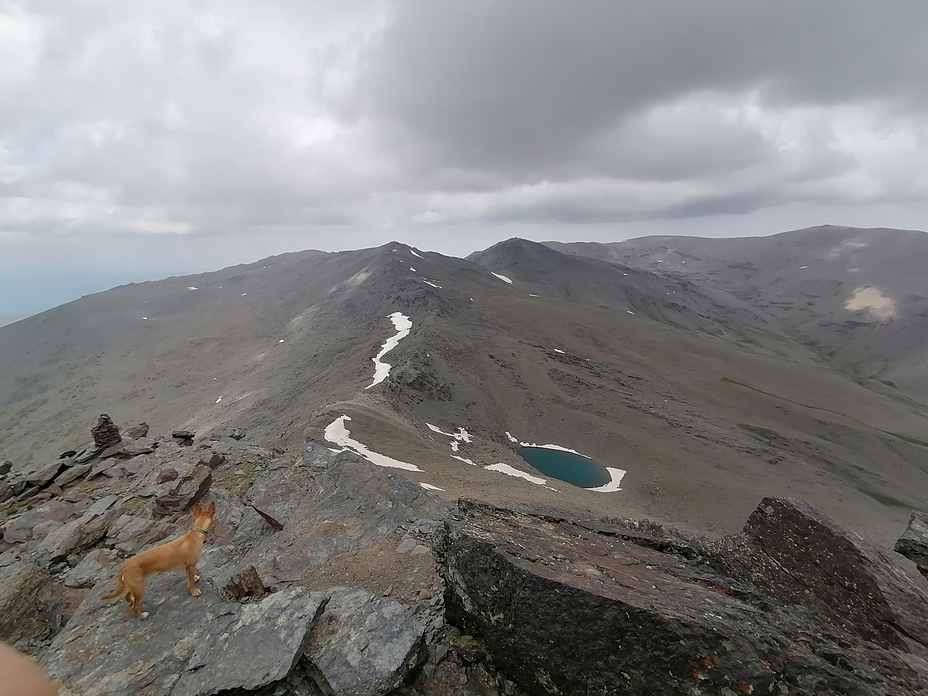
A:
[{"xmin": 1, "ymin": 228, "xmax": 927, "ymax": 546}]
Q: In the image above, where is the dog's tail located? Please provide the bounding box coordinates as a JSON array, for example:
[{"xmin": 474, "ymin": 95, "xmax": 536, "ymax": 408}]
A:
[{"xmin": 100, "ymin": 572, "xmax": 125, "ymax": 600}]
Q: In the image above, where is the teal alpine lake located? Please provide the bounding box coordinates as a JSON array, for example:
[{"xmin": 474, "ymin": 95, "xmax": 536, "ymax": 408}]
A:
[{"xmin": 517, "ymin": 446, "xmax": 610, "ymax": 488}]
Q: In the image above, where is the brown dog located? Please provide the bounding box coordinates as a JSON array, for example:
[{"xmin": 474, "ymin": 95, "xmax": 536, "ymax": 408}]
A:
[{"xmin": 101, "ymin": 501, "xmax": 216, "ymax": 619}]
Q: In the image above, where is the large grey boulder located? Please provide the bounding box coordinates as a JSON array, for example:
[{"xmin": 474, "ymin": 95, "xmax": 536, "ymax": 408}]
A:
[
  {"xmin": 895, "ymin": 511, "xmax": 928, "ymax": 581},
  {"xmin": 1, "ymin": 499, "xmax": 77, "ymax": 544},
  {"xmin": 44, "ymin": 579, "xmax": 328, "ymax": 696},
  {"xmin": 35, "ymin": 497, "xmax": 122, "ymax": 567},
  {"xmin": 305, "ymin": 586, "xmax": 425, "ymax": 696}
]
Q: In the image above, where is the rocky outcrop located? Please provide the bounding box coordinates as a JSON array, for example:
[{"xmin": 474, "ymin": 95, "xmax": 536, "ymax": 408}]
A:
[
  {"xmin": 0, "ymin": 557, "xmax": 53, "ymax": 643},
  {"xmin": 126, "ymin": 422, "xmax": 149, "ymax": 439},
  {"xmin": 153, "ymin": 464, "xmax": 212, "ymax": 515},
  {"xmin": 724, "ymin": 496, "xmax": 928, "ymax": 651},
  {"xmin": 45, "ymin": 578, "xmax": 329, "ymax": 696},
  {"xmin": 896, "ymin": 511, "xmax": 928, "ymax": 580},
  {"xmin": 435, "ymin": 500, "xmax": 928, "ymax": 696}
]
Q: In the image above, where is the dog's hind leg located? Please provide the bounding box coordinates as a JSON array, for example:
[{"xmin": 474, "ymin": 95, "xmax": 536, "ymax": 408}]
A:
[
  {"xmin": 122, "ymin": 568, "xmax": 149, "ymax": 619},
  {"xmin": 184, "ymin": 564, "xmax": 201, "ymax": 597}
]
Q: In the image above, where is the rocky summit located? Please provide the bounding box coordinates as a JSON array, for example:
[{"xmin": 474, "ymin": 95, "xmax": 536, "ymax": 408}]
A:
[{"xmin": 0, "ymin": 414, "xmax": 926, "ymax": 695}]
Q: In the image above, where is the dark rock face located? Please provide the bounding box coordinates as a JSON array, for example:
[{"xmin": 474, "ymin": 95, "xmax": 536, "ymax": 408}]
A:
[
  {"xmin": 895, "ymin": 511, "xmax": 928, "ymax": 580},
  {"xmin": 91, "ymin": 414, "xmax": 121, "ymax": 449},
  {"xmin": 737, "ymin": 496, "xmax": 928, "ymax": 651},
  {"xmin": 435, "ymin": 500, "xmax": 928, "ymax": 696},
  {"xmin": 172, "ymin": 430, "xmax": 195, "ymax": 446}
]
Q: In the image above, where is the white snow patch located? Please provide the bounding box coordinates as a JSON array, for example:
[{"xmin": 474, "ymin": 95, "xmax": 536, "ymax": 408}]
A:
[
  {"xmin": 450, "ymin": 441, "xmax": 459, "ymax": 452},
  {"xmin": 241, "ymin": 293, "xmax": 247, "ymax": 296},
  {"xmin": 553, "ymin": 348, "xmax": 565, "ymax": 354},
  {"xmin": 142, "ymin": 316, "xmax": 149, "ymax": 320},
  {"xmin": 505, "ymin": 431, "xmax": 518, "ymax": 443},
  {"xmin": 422, "ymin": 280, "xmax": 442, "ymax": 289},
  {"xmin": 451, "ymin": 456, "xmax": 476, "ymax": 466},
  {"xmin": 327, "ymin": 447, "xmax": 346, "ymax": 454},
  {"xmin": 626, "ymin": 310, "xmax": 635, "ymax": 315},
  {"xmin": 215, "ymin": 396, "xmax": 223, "ymax": 403},
  {"xmin": 491, "ymin": 272, "xmax": 513, "ymax": 284},
  {"xmin": 518, "ymin": 441, "xmax": 591, "ymax": 458},
  {"xmin": 529, "ymin": 293, "xmax": 538, "ymax": 297},
  {"xmin": 366, "ymin": 312, "xmax": 413, "ymax": 389},
  {"xmin": 410, "ymin": 249, "xmax": 423, "ymax": 259},
  {"xmin": 278, "ymin": 339, "xmax": 285, "ymax": 343},
  {"xmin": 623, "ymin": 272, "xmax": 628, "ymax": 276},
  {"xmin": 410, "ymin": 267, "xmax": 416, "ymax": 272},
  {"xmin": 656, "ymin": 260, "xmax": 663, "ymax": 263},
  {"xmin": 324, "ymin": 415, "xmax": 423, "ymax": 472},
  {"xmin": 187, "ymin": 286, "xmax": 198, "ymax": 291},
  {"xmin": 426, "ymin": 423, "xmax": 473, "ymax": 442},
  {"xmin": 485, "ymin": 463, "xmax": 547, "ymax": 486},
  {"xmin": 419, "ymin": 482, "xmax": 444, "ymax": 491},
  {"xmin": 800, "ymin": 265, "xmax": 808, "ymax": 269},
  {"xmin": 587, "ymin": 467, "xmax": 627, "ymax": 493}
]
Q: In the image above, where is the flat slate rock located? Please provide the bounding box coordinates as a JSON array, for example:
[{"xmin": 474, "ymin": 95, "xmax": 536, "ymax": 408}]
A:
[
  {"xmin": 44, "ymin": 577, "xmax": 328, "ymax": 696},
  {"xmin": 305, "ymin": 586, "xmax": 425, "ymax": 696}
]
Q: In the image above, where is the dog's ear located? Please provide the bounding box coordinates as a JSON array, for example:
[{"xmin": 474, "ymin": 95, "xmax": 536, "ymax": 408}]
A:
[
  {"xmin": 206, "ymin": 501, "xmax": 216, "ymax": 515},
  {"xmin": 191, "ymin": 503, "xmax": 202, "ymax": 516}
]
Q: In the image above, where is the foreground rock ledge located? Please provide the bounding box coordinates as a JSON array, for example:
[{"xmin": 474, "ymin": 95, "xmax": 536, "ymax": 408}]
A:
[
  {"xmin": 43, "ymin": 577, "xmax": 328, "ymax": 696},
  {"xmin": 435, "ymin": 499, "xmax": 928, "ymax": 696}
]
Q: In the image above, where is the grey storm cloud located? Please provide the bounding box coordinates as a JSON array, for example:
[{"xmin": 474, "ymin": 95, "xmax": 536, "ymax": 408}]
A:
[{"xmin": 2, "ymin": 0, "xmax": 928, "ymax": 286}]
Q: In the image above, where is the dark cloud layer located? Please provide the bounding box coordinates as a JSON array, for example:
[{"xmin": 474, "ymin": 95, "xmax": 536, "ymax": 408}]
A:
[{"xmin": 1, "ymin": 0, "xmax": 927, "ymax": 294}]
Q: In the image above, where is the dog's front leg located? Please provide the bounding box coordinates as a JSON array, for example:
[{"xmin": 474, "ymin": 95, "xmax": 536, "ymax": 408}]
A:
[{"xmin": 185, "ymin": 565, "xmax": 201, "ymax": 597}]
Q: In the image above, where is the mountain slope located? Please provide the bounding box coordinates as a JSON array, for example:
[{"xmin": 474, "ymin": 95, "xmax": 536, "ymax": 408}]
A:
[
  {"xmin": 547, "ymin": 226, "xmax": 928, "ymax": 396},
  {"xmin": 1, "ymin": 238, "xmax": 927, "ymax": 548}
]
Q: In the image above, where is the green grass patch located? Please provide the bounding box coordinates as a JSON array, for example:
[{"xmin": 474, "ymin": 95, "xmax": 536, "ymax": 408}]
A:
[
  {"xmin": 737, "ymin": 423, "xmax": 792, "ymax": 448},
  {"xmin": 887, "ymin": 432, "xmax": 928, "ymax": 448},
  {"xmin": 857, "ymin": 486, "xmax": 911, "ymax": 510},
  {"xmin": 223, "ymin": 463, "xmax": 256, "ymax": 496},
  {"xmin": 1, "ymin": 500, "xmax": 34, "ymax": 517}
]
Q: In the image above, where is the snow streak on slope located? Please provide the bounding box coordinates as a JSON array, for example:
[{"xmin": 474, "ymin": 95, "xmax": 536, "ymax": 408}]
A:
[
  {"xmin": 485, "ymin": 463, "xmax": 547, "ymax": 485},
  {"xmin": 324, "ymin": 416, "xmax": 422, "ymax": 472},
  {"xmin": 366, "ymin": 312, "xmax": 412, "ymax": 389},
  {"xmin": 491, "ymin": 272, "xmax": 513, "ymax": 284}
]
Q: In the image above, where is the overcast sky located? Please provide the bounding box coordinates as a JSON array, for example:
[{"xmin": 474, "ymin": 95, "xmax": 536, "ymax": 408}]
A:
[{"xmin": 3, "ymin": 1, "xmax": 928, "ymax": 313}]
